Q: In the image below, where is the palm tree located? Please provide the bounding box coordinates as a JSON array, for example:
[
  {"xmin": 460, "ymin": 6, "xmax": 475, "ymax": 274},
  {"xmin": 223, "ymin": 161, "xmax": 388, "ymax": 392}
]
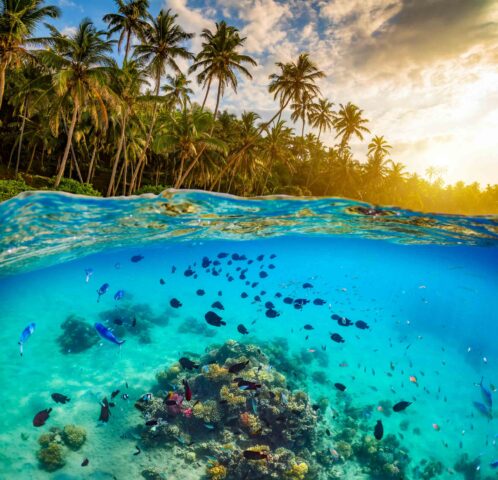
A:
[
  {"xmin": 290, "ymin": 90, "xmax": 316, "ymax": 137},
  {"xmin": 162, "ymin": 73, "xmax": 193, "ymax": 110},
  {"xmin": 0, "ymin": 0, "xmax": 60, "ymax": 109},
  {"xmin": 309, "ymin": 98, "xmax": 334, "ymax": 140},
  {"xmin": 190, "ymin": 21, "xmax": 256, "ymax": 116},
  {"xmin": 367, "ymin": 135, "xmax": 391, "ymax": 159},
  {"xmin": 106, "ymin": 59, "xmax": 148, "ymax": 196},
  {"xmin": 334, "ymin": 102, "xmax": 370, "ymax": 150},
  {"xmin": 103, "ymin": 0, "xmax": 150, "ymax": 64},
  {"xmin": 128, "ymin": 9, "xmax": 193, "ymax": 193},
  {"xmin": 38, "ymin": 19, "xmax": 114, "ymax": 187}
]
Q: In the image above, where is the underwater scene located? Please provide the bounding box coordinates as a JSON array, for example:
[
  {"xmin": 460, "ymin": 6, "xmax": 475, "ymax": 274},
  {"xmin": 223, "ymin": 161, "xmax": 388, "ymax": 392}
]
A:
[{"xmin": 1, "ymin": 191, "xmax": 498, "ymax": 480}]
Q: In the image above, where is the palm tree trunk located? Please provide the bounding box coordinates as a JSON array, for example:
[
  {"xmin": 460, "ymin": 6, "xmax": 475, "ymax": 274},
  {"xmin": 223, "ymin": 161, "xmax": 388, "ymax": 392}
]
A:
[
  {"xmin": 55, "ymin": 101, "xmax": 79, "ymax": 188},
  {"xmin": 86, "ymin": 143, "xmax": 97, "ymax": 183},
  {"xmin": 26, "ymin": 145, "xmax": 37, "ymax": 173},
  {"xmin": 201, "ymin": 77, "xmax": 212, "ymax": 111},
  {"xmin": 0, "ymin": 61, "xmax": 8, "ymax": 111},
  {"xmin": 317, "ymin": 126, "xmax": 322, "ymax": 141},
  {"xmin": 122, "ymin": 139, "xmax": 128, "ymax": 195},
  {"xmin": 70, "ymin": 142, "xmax": 84, "ymax": 183},
  {"xmin": 301, "ymin": 117, "xmax": 305, "ymax": 137},
  {"xmin": 124, "ymin": 31, "xmax": 131, "ymax": 64},
  {"xmin": 15, "ymin": 99, "xmax": 27, "ymax": 176},
  {"xmin": 106, "ymin": 112, "xmax": 127, "ymax": 196}
]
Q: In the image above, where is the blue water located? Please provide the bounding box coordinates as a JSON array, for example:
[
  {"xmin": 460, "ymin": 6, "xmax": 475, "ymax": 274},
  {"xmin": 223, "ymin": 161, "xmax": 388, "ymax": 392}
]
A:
[{"xmin": 0, "ymin": 191, "xmax": 497, "ymax": 479}]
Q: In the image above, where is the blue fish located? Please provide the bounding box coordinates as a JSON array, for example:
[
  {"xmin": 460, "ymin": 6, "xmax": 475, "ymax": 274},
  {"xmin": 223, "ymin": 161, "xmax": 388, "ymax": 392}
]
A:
[
  {"xmin": 114, "ymin": 290, "xmax": 124, "ymax": 301},
  {"xmin": 18, "ymin": 323, "xmax": 36, "ymax": 356},
  {"xmin": 473, "ymin": 401, "xmax": 492, "ymax": 419},
  {"xmin": 480, "ymin": 377, "xmax": 493, "ymax": 409},
  {"xmin": 96, "ymin": 283, "xmax": 109, "ymax": 303},
  {"xmin": 94, "ymin": 323, "xmax": 125, "ymax": 346},
  {"xmin": 85, "ymin": 268, "xmax": 93, "ymax": 283},
  {"xmin": 490, "ymin": 460, "xmax": 498, "ymax": 468}
]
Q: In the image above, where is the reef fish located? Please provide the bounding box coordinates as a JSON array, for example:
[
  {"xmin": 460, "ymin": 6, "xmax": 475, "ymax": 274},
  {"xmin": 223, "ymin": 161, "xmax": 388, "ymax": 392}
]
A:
[
  {"xmin": 330, "ymin": 333, "xmax": 345, "ymax": 343},
  {"xmin": 480, "ymin": 377, "xmax": 493, "ymax": 409},
  {"xmin": 393, "ymin": 401, "xmax": 412, "ymax": 412},
  {"xmin": 170, "ymin": 298, "xmax": 182, "ymax": 308},
  {"xmin": 81, "ymin": 458, "xmax": 89, "ymax": 467},
  {"xmin": 211, "ymin": 301, "xmax": 224, "ymax": 310},
  {"xmin": 85, "ymin": 268, "xmax": 93, "ymax": 283},
  {"xmin": 33, "ymin": 408, "xmax": 52, "ymax": 427},
  {"xmin": 205, "ymin": 311, "xmax": 226, "ymax": 327},
  {"xmin": 374, "ymin": 420, "xmax": 384, "ymax": 440},
  {"xmin": 99, "ymin": 397, "xmax": 111, "ymax": 422},
  {"xmin": 355, "ymin": 320, "xmax": 370, "ymax": 330},
  {"xmin": 51, "ymin": 393, "xmax": 70, "ymax": 404},
  {"xmin": 265, "ymin": 309, "xmax": 279, "ymax": 318},
  {"xmin": 114, "ymin": 290, "xmax": 124, "ymax": 301},
  {"xmin": 304, "ymin": 324, "xmax": 314, "ymax": 330},
  {"xmin": 96, "ymin": 283, "xmax": 109, "ymax": 302},
  {"xmin": 334, "ymin": 383, "xmax": 346, "ymax": 392},
  {"xmin": 490, "ymin": 460, "xmax": 498, "ymax": 468},
  {"xmin": 94, "ymin": 322, "xmax": 125, "ymax": 346},
  {"xmin": 243, "ymin": 450, "xmax": 268, "ymax": 460},
  {"xmin": 313, "ymin": 298, "xmax": 326, "ymax": 305},
  {"xmin": 183, "ymin": 379, "xmax": 192, "ymax": 401},
  {"xmin": 130, "ymin": 255, "xmax": 144, "ymax": 263},
  {"xmin": 473, "ymin": 401, "xmax": 492, "ymax": 419},
  {"xmin": 228, "ymin": 360, "xmax": 249, "ymax": 374},
  {"xmin": 196, "ymin": 289, "xmax": 205, "ymax": 296},
  {"xmin": 179, "ymin": 357, "xmax": 199, "ymax": 370},
  {"xmin": 18, "ymin": 322, "xmax": 36, "ymax": 356},
  {"xmin": 237, "ymin": 324, "xmax": 249, "ymax": 335},
  {"xmin": 237, "ymin": 379, "xmax": 261, "ymax": 391}
]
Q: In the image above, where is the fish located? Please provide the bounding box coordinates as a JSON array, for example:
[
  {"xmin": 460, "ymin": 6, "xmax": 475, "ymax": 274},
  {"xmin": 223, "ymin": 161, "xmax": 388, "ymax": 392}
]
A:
[
  {"xmin": 204, "ymin": 423, "xmax": 215, "ymax": 429},
  {"xmin": 490, "ymin": 460, "xmax": 498, "ymax": 468},
  {"xmin": 133, "ymin": 445, "xmax": 141, "ymax": 455},
  {"xmin": 304, "ymin": 324, "xmax": 314, "ymax": 330},
  {"xmin": 265, "ymin": 309, "xmax": 279, "ymax": 318},
  {"xmin": 303, "ymin": 282, "xmax": 313, "ymax": 289},
  {"xmin": 338, "ymin": 317, "xmax": 353, "ymax": 327},
  {"xmin": 196, "ymin": 289, "xmax": 205, "ymax": 296},
  {"xmin": 265, "ymin": 301, "xmax": 275, "ymax": 309},
  {"xmin": 257, "ymin": 254, "xmax": 264, "ymax": 261},
  {"xmin": 355, "ymin": 320, "xmax": 369, "ymax": 330},
  {"xmin": 243, "ymin": 450, "xmax": 268, "ymax": 460},
  {"xmin": 202, "ymin": 257, "xmax": 211, "ymax": 268},
  {"xmin": 205, "ymin": 311, "xmax": 226, "ymax": 327},
  {"xmin": 374, "ymin": 420, "xmax": 384, "ymax": 440},
  {"xmin": 228, "ymin": 360, "xmax": 250, "ymax": 374},
  {"xmin": 237, "ymin": 324, "xmax": 249, "ymax": 335},
  {"xmin": 85, "ymin": 268, "xmax": 93, "ymax": 283},
  {"xmin": 211, "ymin": 301, "xmax": 224, "ymax": 310},
  {"xmin": 111, "ymin": 389, "xmax": 120, "ymax": 399},
  {"xmin": 217, "ymin": 252, "xmax": 229, "ymax": 258},
  {"xmin": 393, "ymin": 401, "xmax": 412, "ymax": 412},
  {"xmin": 51, "ymin": 393, "xmax": 70, "ymax": 404},
  {"xmin": 33, "ymin": 408, "xmax": 52, "ymax": 427},
  {"xmin": 131, "ymin": 255, "xmax": 144, "ymax": 262},
  {"xmin": 184, "ymin": 267, "xmax": 195, "ymax": 277},
  {"xmin": 313, "ymin": 298, "xmax": 326, "ymax": 305},
  {"xmin": 18, "ymin": 322, "xmax": 36, "ymax": 356},
  {"xmin": 238, "ymin": 380, "xmax": 261, "ymax": 391},
  {"xmin": 179, "ymin": 357, "xmax": 199, "ymax": 370},
  {"xmin": 259, "ymin": 271, "xmax": 268, "ymax": 278},
  {"xmin": 159, "ymin": 278, "xmax": 165, "ymax": 285},
  {"xmin": 334, "ymin": 383, "xmax": 346, "ymax": 392},
  {"xmin": 94, "ymin": 323, "xmax": 125, "ymax": 346},
  {"xmin": 171, "ymin": 266, "xmax": 176, "ymax": 273},
  {"xmin": 113, "ymin": 290, "xmax": 124, "ymax": 301},
  {"xmin": 480, "ymin": 377, "xmax": 493, "ymax": 409},
  {"xmin": 473, "ymin": 401, "xmax": 492, "ymax": 419},
  {"xmin": 81, "ymin": 458, "xmax": 89, "ymax": 467},
  {"xmin": 99, "ymin": 397, "xmax": 111, "ymax": 422},
  {"xmin": 330, "ymin": 333, "xmax": 345, "ymax": 343},
  {"xmin": 409, "ymin": 376, "xmax": 418, "ymax": 385},
  {"xmin": 183, "ymin": 379, "xmax": 192, "ymax": 401},
  {"xmin": 241, "ymin": 292, "xmax": 248, "ymax": 298},
  {"xmin": 122, "ymin": 393, "xmax": 129, "ymax": 400},
  {"xmin": 146, "ymin": 419, "xmax": 158, "ymax": 426},
  {"xmin": 170, "ymin": 298, "xmax": 182, "ymax": 308},
  {"xmin": 96, "ymin": 283, "xmax": 110, "ymax": 302}
]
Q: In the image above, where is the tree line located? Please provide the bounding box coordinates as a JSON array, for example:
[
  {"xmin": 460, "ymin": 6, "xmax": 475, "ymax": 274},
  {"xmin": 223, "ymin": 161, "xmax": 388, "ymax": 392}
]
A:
[{"xmin": 1, "ymin": 0, "xmax": 496, "ymax": 214}]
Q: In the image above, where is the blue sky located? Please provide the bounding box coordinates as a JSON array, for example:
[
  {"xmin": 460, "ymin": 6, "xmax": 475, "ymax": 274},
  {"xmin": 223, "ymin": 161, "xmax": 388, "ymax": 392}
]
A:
[{"xmin": 47, "ymin": 0, "xmax": 498, "ymax": 185}]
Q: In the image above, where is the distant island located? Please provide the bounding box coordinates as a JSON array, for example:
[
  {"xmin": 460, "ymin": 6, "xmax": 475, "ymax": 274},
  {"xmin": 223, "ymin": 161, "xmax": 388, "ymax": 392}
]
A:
[{"xmin": 1, "ymin": 1, "xmax": 497, "ymax": 215}]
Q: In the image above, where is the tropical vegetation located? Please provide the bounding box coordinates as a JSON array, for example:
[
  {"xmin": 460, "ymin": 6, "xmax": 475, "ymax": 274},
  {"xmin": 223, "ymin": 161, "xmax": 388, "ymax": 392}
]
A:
[{"xmin": 0, "ymin": 0, "xmax": 496, "ymax": 215}]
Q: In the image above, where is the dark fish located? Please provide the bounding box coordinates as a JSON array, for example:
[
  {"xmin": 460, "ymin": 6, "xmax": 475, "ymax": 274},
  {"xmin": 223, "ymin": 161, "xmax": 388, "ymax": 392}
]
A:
[
  {"xmin": 268, "ymin": 264, "xmax": 275, "ymax": 269},
  {"xmin": 183, "ymin": 379, "xmax": 192, "ymax": 401},
  {"xmin": 170, "ymin": 298, "xmax": 182, "ymax": 308},
  {"xmin": 303, "ymin": 282, "xmax": 313, "ymax": 289},
  {"xmin": 326, "ymin": 428, "xmax": 331, "ymax": 436},
  {"xmin": 238, "ymin": 379, "xmax": 261, "ymax": 390},
  {"xmin": 237, "ymin": 324, "xmax": 249, "ymax": 335},
  {"xmin": 96, "ymin": 283, "xmax": 110, "ymax": 302},
  {"xmin": 330, "ymin": 333, "xmax": 345, "ymax": 343},
  {"xmin": 374, "ymin": 420, "xmax": 384, "ymax": 440},
  {"xmin": 99, "ymin": 398, "xmax": 111, "ymax": 422},
  {"xmin": 313, "ymin": 298, "xmax": 326, "ymax": 305},
  {"xmin": 211, "ymin": 301, "xmax": 224, "ymax": 310},
  {"xmin": 196, "ymin": 289, "xmax": 205, "ymax": 296},
  {"xmin": 113, "ymin": 318, "xmax": 123, "ymax": 326},
  {"xmin": 171, "ymin": 266, "xmax": 176, "ymax": 273},
  {"xmin": 241, "ymin": 292, "xmax": 248, "ymax": 298},
  {"xmin": 355, "ymin": 320, "xmax": 370, "ymax": 330},
  {"xmin": 130, "ymin": 255, "xmax": 144, "ymax": 263},
  {"xmin": 165, "ymin": 399, "xmax": 178, "ymax": 406},
  {"xmin": 131, "ymin": 317, "xmax": 136, "ymax": 327},
  {"xmin": 490, "ymin": 460, "xmax": 498, "ymax": 468},
  {"xmin": 228, "ymin": 360, "xmax": 249, "ymax": 374},
  {"xmin": 283, "ymin": 297, "xmax": 293, "ymax": 304},
  {"xmin": 81, "ymin": 458, "xmax": 89, "ymax": 467},
  {"xmin": 331, "ymin": 314, "xmax": 341, "ymax": 321},
  {"xmin": 111, "ymin": 389, "xmax": 120, "ymax": 399},
  {"xmin": 202, "ymin": 257, "xmax": 211, "ymax": 268},
  {"xmin": 133, "ymin": 445, "xmax": 141, "ymax": 456},
  {"xmin": 159, "ymin": 278, "xmax": 165, "ymax": 285},
  {"xmin": 473, "ymin": 401, "xmax": 492, "ymax": 418},
  {"xmin": 33, "ymin": 408, "xmax": 52, "ymax": 427},
  {"xmin": 304, "ymin": 324, "xmax": 314, "ymax": 330},
  {"xmin": 251, "ymin": 282, "xmax": 258, "ymax": 288},
  {"xmin": 265, "ymin": 301, "xmax": 275, "ymax": 309},
  {"xmin": 334, "ymin": 383, "xmax": 346, "ymax": 392},
  {"xmin": 179, "ymin": 357, "xmax": 199, "ymax": 370},
  {"xmin": 270, "ymin": 254, "xmax": 276, "ymax": 259},
  {"xmin": 275, "ymin": 292, "xmax": 282, "ymax": 298},
  {"xmin": 51, "ymin": 393, "xmax": 70, "ymax": 404},
  {"xmin": 265, "ymin": 309, "xmax": 279, "ymax": 318},
  {"xmin": 259, "ymin": 271, "xmax": 268, "ymax": 278},
  {"xmin": 480, "ymin": 377, "xmax": 493, "ymax": 409},
  {"xmin": 184, "ymin": 268, "xmax": 194, "ymax": 277},
  {"xmin": 205, "ymin": 311, "xmax": 226, "ymax": 327},
  {"xmin": 254, "ymin": 295, "xmax": 261, "ymax": 302},
  {"xmin": 217, "ymin": 252, "xmax": 229, "ymax": 258},
  {"xmin": 393, "ymin": 401, "xmax": 412, "ymax": 412},
  {"xmin": 109, "ymin": 402, "xmax": 116, "ymax": 407},
  {"xmin": 338, "ymin": 317, "xmax": 353, "ymax": 327},
  {"xmin": 218, "ymin": 290, "xmax": 222, "ymax": 296},
  {"xmin": 146, "ymin": 419, "xmax": 158, "ymax": 426},
  {"xmin": 256, "ymin": 254, "xmax": 264, "ymax": 261}
]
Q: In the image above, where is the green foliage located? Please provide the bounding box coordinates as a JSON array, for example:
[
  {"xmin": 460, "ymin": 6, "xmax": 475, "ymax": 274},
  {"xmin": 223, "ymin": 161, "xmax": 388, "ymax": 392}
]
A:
[
  {"xmin": 51, "ymin": 178, "xmax": 101, "ymax": 197},
  {"xmin": 135, "ymin": 184, "xmax": 169, "ymax": 195},
  {"xmin": 0, "ymin": 179, "xmax": 33, "ymax": 202}
]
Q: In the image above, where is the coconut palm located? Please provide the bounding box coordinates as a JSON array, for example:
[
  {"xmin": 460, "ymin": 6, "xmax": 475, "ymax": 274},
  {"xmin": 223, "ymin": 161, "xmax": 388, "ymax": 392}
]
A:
[
  {"xmin": 367, "ymin": 135, "xmax": 391, "ymax": 160},
  {"xmin": 103, "ymin": 0, "xmax": 150, "ymax": 64},
  {"xmin": 37, "ymin": 19, "xmax": 114, "ymax": 187},
  {"xmin": 290, "ymin": 90, "xmax": 317, "ymax": 137},
  {"xmin": 128, "ymin": 9, "xmax": 193, "ymax": 193},
  {"xmin": 162, "ymin": 73, "xmax": 193, "ymax": 110},
  {"xmin": 309, "ymin": 98, "xmax": 334, "ymax": 140},
  {"xmin": 334, "ymin": 102, "xmax": 370, "ymax": 150},
  {"xmin": 190, "ymin": 21, "xmax": 256, "ymax": 116},
  {"xmin": 0, "ymin": 0, "xmax": 60, "ymax": 109}
]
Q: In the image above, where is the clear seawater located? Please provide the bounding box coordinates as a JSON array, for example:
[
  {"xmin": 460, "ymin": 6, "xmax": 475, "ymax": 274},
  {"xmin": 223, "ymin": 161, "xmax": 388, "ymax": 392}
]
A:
[{"xmin": 0, "ymin": 190, "xmax": 497, "ymax": 479}]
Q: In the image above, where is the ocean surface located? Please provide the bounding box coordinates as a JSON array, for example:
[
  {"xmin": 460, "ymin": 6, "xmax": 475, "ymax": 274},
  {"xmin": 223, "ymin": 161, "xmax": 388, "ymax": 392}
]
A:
[{"xmin": 0, "ymin": 190, "xmax": 497, "ymax": 480}]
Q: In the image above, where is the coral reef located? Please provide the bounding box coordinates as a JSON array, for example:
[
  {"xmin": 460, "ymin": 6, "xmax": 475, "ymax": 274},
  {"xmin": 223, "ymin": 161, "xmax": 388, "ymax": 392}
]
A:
[
  {"xmin": 57, "ymin": 315, "xmax": 98, "ymax": 354},
  {"xmin": 99, "ymin": 303, "xmax": 156, "ymax": 343},
  {"xmin": 206, "ymin": 462, "xmax": 227, "ymax": 480},
  {"xmin": 37, "ymin": 431, "xmax": 66, "ymax": 472},
  {"xmin": 61, "ymin": 424, "xmax": 86, "ymax": 450},
  {"xmin": 177, "ymin": 317, "xmax": 216, "ymax": 337}
]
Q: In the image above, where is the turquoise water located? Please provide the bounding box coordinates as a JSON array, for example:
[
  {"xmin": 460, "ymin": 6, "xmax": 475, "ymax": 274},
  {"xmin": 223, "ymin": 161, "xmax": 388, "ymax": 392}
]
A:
[{"xmin": 0, "ymin": 191, "xmax": 497, "ymax": 479}]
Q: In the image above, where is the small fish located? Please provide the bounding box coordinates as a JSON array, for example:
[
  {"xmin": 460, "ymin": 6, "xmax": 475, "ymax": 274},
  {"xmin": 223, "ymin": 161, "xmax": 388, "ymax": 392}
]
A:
[
  {"xmin": 211, "ymin": 301, "xmax": 224, "ymax": 310},
  {"xmin": 393, "ymin": 401, "xmax": 412, "ymax": 412},
  {"xmin": 133, "ymin": 445, "xmax": 141, "ymax": 455},
  {"xmin": 33, "ymin": 408, "xmax": 52, "ymax": 427},
  {"xmin": 259, "ymin": 271, "xmax": 268, "ymax": 278},
  {"xmin": 338, "ymin": 317, "xmax": 353, "ymax": 327},
  {"xmin": 228, "ymin": 360, "xmax": 249, "ymax": 374},
  {"xmin": 81, "ymin": 458, "xmax": 89, "ymax": 467},
  {"xmin": 243, "ymin": 450, "xmax": 268, "ymax": 460},
  {"xmin": 130, "ymin": 255, "xmax": 144, "ymax": 263},
  {"xmin": 490, "ymin": 460, "xmax": 498, "ymax": 468},
  {"xmin": 159, "ymin": 278, "xmax": 165, "ymax": 285},
  {"xmin": 111, "ymin": 389, "xmax": 120, "ymax": 399},
  {"xmin": 409, "ymin": 376, "xmax": 418, "ymax": 385},
  {"xmin": 183, "ymin": 379, "xmax": 192, "ymax": 401},
  {"xmin": 374, "ymin": 420, "xmax": 383, "ymax": 440},
  {"xmin": 313, "ymin": 298, "xmax": 326, "ymax": 305},
  {"xmin": 171, "ymin": 266, "xmax": 176, "ymax": 273},
  {"xmin": 304, "ymin": 324, "xmax": 314, "ymax": 330},
  {"xmin": 473, "ymin": 401, "xmax": 492, "ymax": 419},
  {"xmin": 330, "ymin": 333, "xmax": 345, "ymax": 343},
  {"xmin": 237, "ymin": 379, "xmax": 261, "ymax": 390},
  {"xmin": 334, "ymin": 383, "xmax": 346, "ymax": 392},
  {"xmin": 51, "ymin": 393, "xmax": 70, "ymax": 404},
  {"xmin": 184, "ymin": 267, "xmax": 195, "ymax": 277},
  {"xmin": 113, "ymin": 290, "xmax": 124, "ymax": 301},
  {"xmin": 196, "ymin": 289, "xmax": 205, "ymax": 296},
  {"xmin": 170, "ymin": 298, "xmax": 182, "ymax": 308},
  {"xmin": 205, "ymin": 311, "xmax": 226, "ymax": 327},
  {"xmin": 217, "ymin": 252, "xmax": 229, "ymax": 258},
  {"xmin": 303, "ymin": 282, "xmax": 313, "ymax": 289},
  {"xmin": 265, "ymin": 309, "xmax": 279, "ymax": 318},
  {"xmin": 146, "ymin": 419, "xmax": 158, "ymax": 426},
  {"xmin": 355, "ymin": 320, "xmax": 369, "ymax": 330},
  {"xmin": 99, "ymin": 397, "xmax": 111, "ymax": 422},
  {"xmin": 179, "ymin": 357, "xmax": 199, "ymax": 370},
  {"xmin": 241, "ymin": 292, "xmax": 248, "ymax": 298},
  {"xmin": 96, "ymin": 283, "xmax": 110, "ymax": 302},
  {"xmin": 18, "ymin": 322, "xmax": 36, "ymax": 356},
  {"xmin": 204, "ymin": 423, "xmax": 215, "ymax": 429},
  {"xmin": 480, "ymin": 377, "xmax": 493, "ymax": 409},
  {"xmin": 122, "ymin": 393, "xmax": 129, "ymax": 400},
  {"xmin": 85, "ymin": 268, "xmax": 93, "ymax": 283},
  {"xmin": 94, "ymin": 323, "xmax": 125, "ymax": 346},
  {"xmin": 237, "ymin": 324, "xmax": 249, "ymax": 335},
  {"xmin": 432, "ymin": 423, "xmax": 440, "ymax": 431}
]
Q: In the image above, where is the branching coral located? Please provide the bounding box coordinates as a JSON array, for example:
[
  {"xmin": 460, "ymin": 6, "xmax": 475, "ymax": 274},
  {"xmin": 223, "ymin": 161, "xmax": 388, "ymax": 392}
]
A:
[
  {"xmin": 219, "ymin": 384, "xmax": 247, "ymax": 407},
  {"xmin": 285, "ymin": 461, "xmax": 309, "ymax": 479},
  {"xmin": 61, "ymin": 424, "xmax": 86, "ymax": 450},
  {"xmin": 193, "ymin": 400, "xmax": 222, "ymax": 423},
  {"xmin": 203, "ymin": 364, "xmax": 230, "ymax": 382},
  {"xmin": 206, "ymin": 462, "xmax": 227, "ymax": 480}
]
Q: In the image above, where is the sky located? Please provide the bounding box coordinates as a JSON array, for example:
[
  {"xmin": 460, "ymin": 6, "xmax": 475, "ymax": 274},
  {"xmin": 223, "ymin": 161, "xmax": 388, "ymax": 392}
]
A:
[{"xmin": 50, "ymin": 0, "xmax": 498, "ymax": 185}]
